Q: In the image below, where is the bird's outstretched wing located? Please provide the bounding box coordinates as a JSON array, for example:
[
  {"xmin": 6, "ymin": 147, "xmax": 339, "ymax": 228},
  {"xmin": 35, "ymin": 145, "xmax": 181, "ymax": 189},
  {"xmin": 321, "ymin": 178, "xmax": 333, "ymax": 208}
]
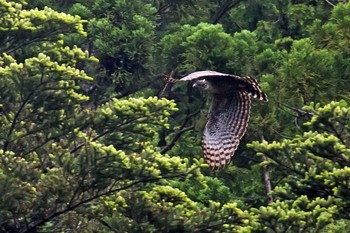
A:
[
  {"xmin": 180, "ymin": 71, "xmax": 238, "ymax": 81},
  {"xmin": 203, "ymin": 92, "xmax": 251, "ymax": 170},
  {"xmin": 180, "ymin": 71, "xmax": 268, "ymax": 101}
]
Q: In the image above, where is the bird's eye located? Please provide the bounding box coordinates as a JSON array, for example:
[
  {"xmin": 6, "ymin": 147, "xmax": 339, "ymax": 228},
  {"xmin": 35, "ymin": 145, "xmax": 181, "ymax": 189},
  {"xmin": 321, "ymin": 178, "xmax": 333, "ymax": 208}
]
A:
[{"xmin": 193, "ymin": 80, "xmax": 207, "ymax": 89}]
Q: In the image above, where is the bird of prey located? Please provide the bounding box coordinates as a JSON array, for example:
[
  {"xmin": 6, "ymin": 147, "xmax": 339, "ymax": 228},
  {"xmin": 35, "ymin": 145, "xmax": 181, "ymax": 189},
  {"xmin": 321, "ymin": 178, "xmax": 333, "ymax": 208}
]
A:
[{"xmin": 179, "ymin": 71, "xmax": 268, "ymax": 170}]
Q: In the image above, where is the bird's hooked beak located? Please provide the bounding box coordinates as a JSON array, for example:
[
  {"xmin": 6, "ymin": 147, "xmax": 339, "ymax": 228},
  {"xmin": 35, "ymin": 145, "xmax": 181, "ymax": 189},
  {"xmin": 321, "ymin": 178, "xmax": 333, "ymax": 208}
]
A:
[{"xmin": 193, "ymin": 80, "xmax": 209, "ymax": 90}]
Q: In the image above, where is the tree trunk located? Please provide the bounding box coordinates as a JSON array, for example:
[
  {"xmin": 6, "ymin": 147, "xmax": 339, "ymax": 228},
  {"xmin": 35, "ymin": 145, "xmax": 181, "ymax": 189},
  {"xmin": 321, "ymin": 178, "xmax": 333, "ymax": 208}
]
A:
[{"xmin": 262, "ymin": 155, "xmax": 274, "ymax": 203}]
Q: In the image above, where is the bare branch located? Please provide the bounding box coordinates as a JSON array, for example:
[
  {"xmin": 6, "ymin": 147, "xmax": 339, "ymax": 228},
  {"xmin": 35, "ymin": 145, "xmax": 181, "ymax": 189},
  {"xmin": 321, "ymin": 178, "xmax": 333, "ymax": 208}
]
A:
[
  {"xmin": 160, "ymin": 100, "xmax": 205, "ymax": 154},
  {"xmin": 212, "ymin": 0, "xmax": 243, "ymax": 24},
  {"xmin": 159, "ymin": 71, "xmax": 176, "ymax": 98},
  {"xmin": 325, "ymin": 0, "xmax": 336, "ymax": 7},
  {"xmin": 23, "ymin": 174, "xmax": 186, "ymax": 233},
  {"xmin": 160, "ymin": 125, "xmax": 195, "ymax": 154},
  {"xmin": 279, "ymin": 103, "xmax": 314, "ymax": 118},
  {"xmin": 154, "ymin": 2, "xmax": 171, "ymax": 15},
  {"xmin": 3, "ymin": 91, "xmax": 35, "ymax": 152}
]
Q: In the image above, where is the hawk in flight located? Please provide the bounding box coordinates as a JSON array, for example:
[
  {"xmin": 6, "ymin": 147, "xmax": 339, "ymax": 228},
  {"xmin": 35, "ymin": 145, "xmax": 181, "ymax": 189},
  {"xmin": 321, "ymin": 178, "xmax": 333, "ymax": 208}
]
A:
[{"xmin": 179, "ymin": 71, "xmax": 268, "ymax": 170}]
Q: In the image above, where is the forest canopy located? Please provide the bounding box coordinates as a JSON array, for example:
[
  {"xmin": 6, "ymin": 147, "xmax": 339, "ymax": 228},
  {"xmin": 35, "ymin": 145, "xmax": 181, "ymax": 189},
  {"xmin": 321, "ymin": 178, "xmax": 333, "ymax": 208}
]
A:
[{"xmin": 1, "ymin": 0, "xmax": 350, "ymax": 232}]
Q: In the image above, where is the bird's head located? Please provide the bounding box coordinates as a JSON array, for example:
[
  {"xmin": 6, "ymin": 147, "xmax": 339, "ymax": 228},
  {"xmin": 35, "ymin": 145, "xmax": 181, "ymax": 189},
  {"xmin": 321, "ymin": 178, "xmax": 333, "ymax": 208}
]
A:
[{"xmin": 193, "ymin": 79, "xmax": 210, "ymax": 90}]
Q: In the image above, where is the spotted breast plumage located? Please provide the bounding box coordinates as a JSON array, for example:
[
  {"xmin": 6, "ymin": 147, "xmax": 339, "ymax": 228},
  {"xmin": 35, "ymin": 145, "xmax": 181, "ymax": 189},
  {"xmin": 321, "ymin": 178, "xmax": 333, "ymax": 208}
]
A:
[{"xmin": 179, "ymin": 71, "xmax": 268, "ymax": 170}]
